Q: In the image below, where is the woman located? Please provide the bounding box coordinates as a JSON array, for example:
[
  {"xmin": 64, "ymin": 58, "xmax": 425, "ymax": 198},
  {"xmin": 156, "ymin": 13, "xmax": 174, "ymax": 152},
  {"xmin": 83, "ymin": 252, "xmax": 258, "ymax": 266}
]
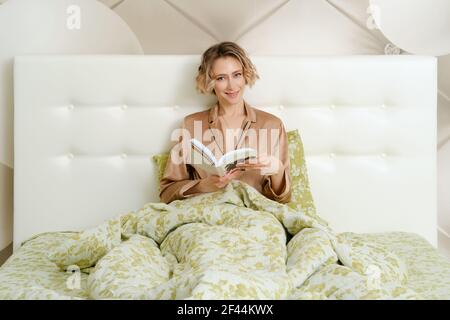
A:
[{"xmin": 160, "ymin": 42, "xmax": 291, "ymax": 204}]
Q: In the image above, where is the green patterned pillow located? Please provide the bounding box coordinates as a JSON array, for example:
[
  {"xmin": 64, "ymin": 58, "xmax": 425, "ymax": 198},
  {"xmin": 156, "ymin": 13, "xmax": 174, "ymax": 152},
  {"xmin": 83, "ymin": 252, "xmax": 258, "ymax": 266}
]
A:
[
  {"xmin": 153, "ymin": 152, "xmax": 170, "ymax": 185},
  {"xmin": 152, "ymin": 130, "xmax": 318, "ymax": 219},
  {"xmin": 285, "ymin": 129, "xmax": 319, "ymax": 221}
]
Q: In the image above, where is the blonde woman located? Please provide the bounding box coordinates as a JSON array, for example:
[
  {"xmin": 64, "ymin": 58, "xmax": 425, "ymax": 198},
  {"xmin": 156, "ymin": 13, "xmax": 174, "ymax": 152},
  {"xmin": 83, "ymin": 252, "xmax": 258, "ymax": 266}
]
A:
[{"xmin": 160, "ymin": 42, "xmax": 291, "ymax": 204}]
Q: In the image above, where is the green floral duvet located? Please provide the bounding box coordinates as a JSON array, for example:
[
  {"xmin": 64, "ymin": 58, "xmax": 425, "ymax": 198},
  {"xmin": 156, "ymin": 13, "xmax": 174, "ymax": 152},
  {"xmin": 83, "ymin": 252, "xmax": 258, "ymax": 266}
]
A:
[{"xmin": 1, "ymin": 181, "xmax": 449, "ymax": 299}]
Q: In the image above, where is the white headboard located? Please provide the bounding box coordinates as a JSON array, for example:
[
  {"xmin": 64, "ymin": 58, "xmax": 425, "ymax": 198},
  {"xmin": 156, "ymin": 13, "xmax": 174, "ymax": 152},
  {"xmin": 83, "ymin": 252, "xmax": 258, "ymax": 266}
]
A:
[{"xmin": 13, "ymin": 54, "xmax": 437, "ymax": 251}]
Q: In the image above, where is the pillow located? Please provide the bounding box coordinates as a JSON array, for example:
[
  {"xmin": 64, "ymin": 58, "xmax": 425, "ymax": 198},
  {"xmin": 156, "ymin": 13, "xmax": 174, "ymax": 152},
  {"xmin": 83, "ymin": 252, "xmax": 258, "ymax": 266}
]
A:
[
  {"xmin": 153, "ymin": 152, "xmax": 169, "ymax": 185},
  {"xmin": 152, "ymin": 129, "xmax": 318, "ymax": 219},
  {"xmin": 285, "ymin": 129, "xmax": 319, "ymax": 221}
]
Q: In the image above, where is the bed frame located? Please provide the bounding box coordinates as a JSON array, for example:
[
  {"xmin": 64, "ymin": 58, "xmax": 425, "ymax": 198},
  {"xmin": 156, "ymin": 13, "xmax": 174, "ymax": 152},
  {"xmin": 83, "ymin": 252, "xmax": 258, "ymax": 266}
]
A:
[{"xmin": 13, "ymin": 54, "xmax": 437, "ymax": 251}]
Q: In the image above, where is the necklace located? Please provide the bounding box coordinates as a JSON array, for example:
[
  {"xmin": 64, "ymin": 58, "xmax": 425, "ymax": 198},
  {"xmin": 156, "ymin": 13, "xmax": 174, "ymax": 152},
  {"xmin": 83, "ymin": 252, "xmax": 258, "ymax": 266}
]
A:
[{"xmin": 210, "ymin": 119, "xmax": 250, "ymax": 156}]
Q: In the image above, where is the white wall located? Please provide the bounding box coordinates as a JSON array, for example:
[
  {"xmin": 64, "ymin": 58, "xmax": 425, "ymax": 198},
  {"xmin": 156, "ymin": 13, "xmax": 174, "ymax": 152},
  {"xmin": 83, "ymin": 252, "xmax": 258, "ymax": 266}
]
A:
[
  {"xmin": 104, "ymin": 0, "xmax": 450, "ymax": 255},
  {"xmin": 0, "ymin": 0, "xmax": 143, "ymax": 255}
]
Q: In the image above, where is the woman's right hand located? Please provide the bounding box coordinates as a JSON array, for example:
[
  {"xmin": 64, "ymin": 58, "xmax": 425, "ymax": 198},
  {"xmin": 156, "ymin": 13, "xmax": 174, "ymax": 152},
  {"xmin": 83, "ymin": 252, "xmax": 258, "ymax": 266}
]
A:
[
  {"xmin": 185, "ymin": 169, "xmax": 244, "ymax": 196},
  {"xmin": 202, "ymin": 168, "xmax": 243, "ymax": 190}
]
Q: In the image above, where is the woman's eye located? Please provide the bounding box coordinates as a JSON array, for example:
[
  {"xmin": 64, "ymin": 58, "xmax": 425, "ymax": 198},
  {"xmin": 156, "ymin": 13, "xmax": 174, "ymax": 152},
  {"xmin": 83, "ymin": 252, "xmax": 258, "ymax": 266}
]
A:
[{"xmin": 216, "ymin": 73, "xmax": 240, "ymax": 80}]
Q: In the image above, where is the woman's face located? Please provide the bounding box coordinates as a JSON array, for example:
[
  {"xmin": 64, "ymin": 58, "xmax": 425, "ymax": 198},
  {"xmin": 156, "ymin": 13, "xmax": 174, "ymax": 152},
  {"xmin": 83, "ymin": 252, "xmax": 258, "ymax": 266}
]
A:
[{"xmin": 211, "ymin": 56, "xmax": 246, "ymax": 105}]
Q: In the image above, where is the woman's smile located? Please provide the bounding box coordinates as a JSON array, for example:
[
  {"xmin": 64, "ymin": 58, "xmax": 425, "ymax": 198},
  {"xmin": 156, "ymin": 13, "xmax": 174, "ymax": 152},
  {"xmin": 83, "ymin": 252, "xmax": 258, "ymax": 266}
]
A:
[{"xmin": 225, "ymin": 90, "xmax": 239, "ymax": 98}]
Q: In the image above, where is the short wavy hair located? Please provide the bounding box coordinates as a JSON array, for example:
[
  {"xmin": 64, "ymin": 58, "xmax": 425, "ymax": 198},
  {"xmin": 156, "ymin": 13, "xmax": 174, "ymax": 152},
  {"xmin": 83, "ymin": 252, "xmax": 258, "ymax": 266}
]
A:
[{"xmin": 195, "ymin": 42, "xmax": 260, "ymax": 95}]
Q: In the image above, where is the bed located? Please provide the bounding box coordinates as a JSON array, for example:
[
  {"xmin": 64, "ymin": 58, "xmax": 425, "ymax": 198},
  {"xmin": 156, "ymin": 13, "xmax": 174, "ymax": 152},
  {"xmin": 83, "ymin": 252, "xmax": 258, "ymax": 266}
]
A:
[{"xmin": 1, "ymin": 54, "xmax": 449, "ymax": 299}]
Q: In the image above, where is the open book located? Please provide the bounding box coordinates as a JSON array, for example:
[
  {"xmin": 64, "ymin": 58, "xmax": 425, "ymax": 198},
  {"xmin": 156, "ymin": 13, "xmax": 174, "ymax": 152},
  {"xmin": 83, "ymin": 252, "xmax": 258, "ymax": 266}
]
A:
[{"xmin": 189, "ymin": 138, "xmax": 257, "ymax": 176}]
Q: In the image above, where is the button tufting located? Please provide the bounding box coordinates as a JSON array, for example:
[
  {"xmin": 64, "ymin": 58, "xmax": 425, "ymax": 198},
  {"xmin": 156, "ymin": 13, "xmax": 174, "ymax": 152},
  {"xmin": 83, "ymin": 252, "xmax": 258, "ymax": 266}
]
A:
[
  {"xmin": 68, "ymin": 104, "xmax": 74, "ymax": 110},
  {"xmin": 330, "ymin": 104, "xmax": 336, "ymax": 109},
  {"xmin": 121, "ymin": 153, "xmax": 127, "ymax": 159},
  {"xmin": 278, "ymin": 105, "xmax": 284, "ymax": 110},
  {"xmin": 329, "ymin": 152, "xmax": 336, "ymax": 158},
  {"xmin": 381, "ymin": 103, "xmax": 387, "ymax": 109},
  {"xmin": 380, "ymin": 153, "xmax": 387, "ymax": 158},
  {"xmin": 121, "ymin": 104, "xmax": 128, "ymax": 110},
  {"xmin": 173, "ymin": 105, "xmax": 179, "ymax": 110},
  {"xmin": 67, "ymin": 153, "xmax": 74, "ymax": 159}
]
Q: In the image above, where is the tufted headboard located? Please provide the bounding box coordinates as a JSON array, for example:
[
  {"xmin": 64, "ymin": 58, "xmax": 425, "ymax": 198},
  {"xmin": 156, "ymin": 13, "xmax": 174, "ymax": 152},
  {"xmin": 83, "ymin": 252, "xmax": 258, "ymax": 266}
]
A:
[{"xmin": 13, "ymin": 54, "xmax": 437, "ymax": 251}]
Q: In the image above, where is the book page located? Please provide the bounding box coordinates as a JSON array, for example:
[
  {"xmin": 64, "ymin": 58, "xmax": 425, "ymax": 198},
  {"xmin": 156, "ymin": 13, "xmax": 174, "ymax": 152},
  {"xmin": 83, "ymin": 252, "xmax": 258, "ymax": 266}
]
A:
[
  {"xmin": 218, "ymin": 148, "xmax": 257, "ymax": 167},
  {"xmin": 190, "ymin": 162, "xmax": 226, "ymax": 176},
  {"xmin": 190, "ymin": 138, "xmax": 217, "ymax": 166}
]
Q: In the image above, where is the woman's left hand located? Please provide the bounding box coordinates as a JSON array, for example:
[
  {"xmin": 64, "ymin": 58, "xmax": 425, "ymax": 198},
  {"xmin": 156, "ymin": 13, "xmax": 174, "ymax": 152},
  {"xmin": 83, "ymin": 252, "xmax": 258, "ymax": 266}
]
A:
[{"xmin": 236, "ymin": 154, "xmax": 282, "ymax": 176}]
